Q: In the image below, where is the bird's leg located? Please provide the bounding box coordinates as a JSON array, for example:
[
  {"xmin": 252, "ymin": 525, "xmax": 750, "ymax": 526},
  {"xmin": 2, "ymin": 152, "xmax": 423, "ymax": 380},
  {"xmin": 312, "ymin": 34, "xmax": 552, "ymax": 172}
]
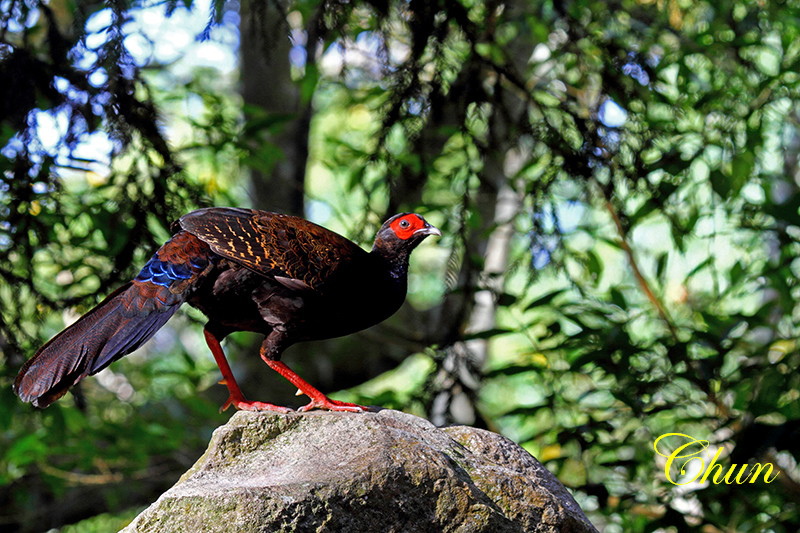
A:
[
  {"xmin": 263, "ymin": 360, "xmax": 368, "ymax": 412},
  {"xmin": 259, "ymin": 335, "xmax": 368, "ymax": 413},
  {"xmin": 203, "ymin": 328, "xmax": 292, "ymax": 413}
]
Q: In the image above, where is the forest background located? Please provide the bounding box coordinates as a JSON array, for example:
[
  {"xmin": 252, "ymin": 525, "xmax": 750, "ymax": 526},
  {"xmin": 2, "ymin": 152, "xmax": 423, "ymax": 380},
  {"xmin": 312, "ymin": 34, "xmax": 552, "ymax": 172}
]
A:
[{"xmin": 1, "ymin": 0, "xmax": 799, "ymax": 531}]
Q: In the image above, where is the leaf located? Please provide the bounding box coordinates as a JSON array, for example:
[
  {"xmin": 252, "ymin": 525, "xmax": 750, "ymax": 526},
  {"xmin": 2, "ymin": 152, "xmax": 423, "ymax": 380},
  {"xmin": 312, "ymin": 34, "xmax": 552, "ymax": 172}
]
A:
[
  {"xmin": 570, "ymin": 350, "xmax": 610, "ymax": 368},
  {"xmin": 598, "ymin": 236, "xmax": 624, "ymax": 250},
  {"xmin": 685, "ymin": 257, "xmax": 713, "ymax": 279},
  {"xmin": 709, "ymin": 169, "xmax": 731, "ymax": 198},
  {"xmin": 711, "ymin": 151, "xmax": 754, "ymax": 199},
  {"xmin": 586, "ymin": 250, "xmax": 603, "ymax": 279},
  {"xmin": 630, "ymin": 200, "xmax": 658, "ymax": 224},
  {"xmin": 656, "ymin": 252, "xmax": 668, "ymax": 281},
  {"xmin": 609, "ymin": 287, "xmax": 626, "ymax": 309},
  {"xmin": 463, "ymin": 328, "xmax": 515, "ymax": 340},
  {"xmin": 729, "ymin": 261, "xmax": 746, "ymax": 286},
  {"xmin": 533, "ymin": 90, "xmax": 561, "ymax": 107},
  {"xmin": 497, "ymin": 292, "xmax": 518, "ymax": 306},
  {"xmin": 730, "ymin": 151, "xmax": 755, "ymax": 192},
  {"xmin": 525, "ymin": 289, "xmax": 566, "ymax": 310}
]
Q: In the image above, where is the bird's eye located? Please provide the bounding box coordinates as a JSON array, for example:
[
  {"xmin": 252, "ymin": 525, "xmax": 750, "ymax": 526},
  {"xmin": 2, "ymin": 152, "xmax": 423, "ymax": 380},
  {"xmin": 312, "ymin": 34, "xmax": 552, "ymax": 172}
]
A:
[{"xmin": 399, "ymin": 219, "xmax": 410, "ymax": 229}]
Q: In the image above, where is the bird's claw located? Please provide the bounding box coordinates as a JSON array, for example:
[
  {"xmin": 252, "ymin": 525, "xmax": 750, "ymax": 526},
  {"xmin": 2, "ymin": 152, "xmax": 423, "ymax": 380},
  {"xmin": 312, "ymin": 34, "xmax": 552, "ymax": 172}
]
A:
[
  {"xmin": 220, "ymin": 395, "xmax": 293, "ymax": 414},
  {"xmin": 298, "ymin": 397, "xmax": 368, "ymax": 413}
]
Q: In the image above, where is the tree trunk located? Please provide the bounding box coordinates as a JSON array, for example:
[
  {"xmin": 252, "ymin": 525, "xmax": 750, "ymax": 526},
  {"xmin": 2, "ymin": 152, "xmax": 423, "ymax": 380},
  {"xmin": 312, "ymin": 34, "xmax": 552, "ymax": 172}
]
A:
[{"xmin": 240, "ymin": 0, "xmax": 308, "ymax": 216}]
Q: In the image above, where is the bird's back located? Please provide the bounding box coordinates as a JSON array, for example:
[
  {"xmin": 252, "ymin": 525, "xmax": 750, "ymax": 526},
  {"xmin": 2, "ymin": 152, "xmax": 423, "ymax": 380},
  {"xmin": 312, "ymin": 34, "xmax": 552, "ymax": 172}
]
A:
[{"xmin": 179, "ymin": 208, "xmax": 406, "ymax": 341}]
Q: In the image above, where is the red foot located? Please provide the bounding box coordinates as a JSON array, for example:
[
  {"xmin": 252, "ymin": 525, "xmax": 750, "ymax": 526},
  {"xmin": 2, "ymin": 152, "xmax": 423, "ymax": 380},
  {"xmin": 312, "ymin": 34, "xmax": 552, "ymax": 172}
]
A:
[
  {"xmin": 262, "ymin": 359, "xmax": 369, "ymax": 413},
  {"xmin": 220, "ymin": 394, "xmax": 293, "ymax": 414},
  {"xmin": 298, "ymin": 397, "xmax": 369, "ymax": 413}
]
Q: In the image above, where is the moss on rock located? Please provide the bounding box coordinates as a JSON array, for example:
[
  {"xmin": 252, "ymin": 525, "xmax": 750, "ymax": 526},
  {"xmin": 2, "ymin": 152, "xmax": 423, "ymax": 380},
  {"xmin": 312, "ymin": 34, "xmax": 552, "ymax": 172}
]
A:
[{"xmin": 123, "ymin": 409, "xmax": 597, "ymax": 533}]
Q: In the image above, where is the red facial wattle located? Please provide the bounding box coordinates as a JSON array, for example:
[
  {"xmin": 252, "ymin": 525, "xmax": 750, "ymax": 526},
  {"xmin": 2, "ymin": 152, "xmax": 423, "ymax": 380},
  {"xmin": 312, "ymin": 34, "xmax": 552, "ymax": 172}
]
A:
[{"xmin": 390, "ymin": 214, "xmax": 425, "ymax": 240}]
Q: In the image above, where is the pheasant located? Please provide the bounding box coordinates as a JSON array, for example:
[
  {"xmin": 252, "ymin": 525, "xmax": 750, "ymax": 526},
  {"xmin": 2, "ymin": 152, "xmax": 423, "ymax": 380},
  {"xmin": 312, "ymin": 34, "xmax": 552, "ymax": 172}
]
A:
[{"xmin": 14, "ymin": 207, "xmax": 440, "ymax": 412}]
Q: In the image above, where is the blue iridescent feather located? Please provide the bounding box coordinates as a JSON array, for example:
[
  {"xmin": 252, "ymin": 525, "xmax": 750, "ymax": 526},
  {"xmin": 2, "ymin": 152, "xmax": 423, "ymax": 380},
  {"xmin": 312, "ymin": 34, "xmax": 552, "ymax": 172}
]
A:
[{"xmin": 135, "ymin": 254, "xmax": 193, "ymax": 287}]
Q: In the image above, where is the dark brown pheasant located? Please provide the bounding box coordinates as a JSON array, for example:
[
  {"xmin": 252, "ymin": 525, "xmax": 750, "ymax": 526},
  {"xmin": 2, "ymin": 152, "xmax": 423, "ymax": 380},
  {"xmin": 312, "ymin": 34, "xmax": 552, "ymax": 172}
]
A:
[{"xmin": 14, "ymin": 207, "xmax": 440, "ymax": 412}]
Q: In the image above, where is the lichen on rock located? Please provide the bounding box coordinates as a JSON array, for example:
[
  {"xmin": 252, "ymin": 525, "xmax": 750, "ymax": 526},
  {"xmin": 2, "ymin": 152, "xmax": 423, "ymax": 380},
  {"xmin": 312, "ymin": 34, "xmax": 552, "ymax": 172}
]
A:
[{"xmin": 122, "ymin": 409, "xmax": 597, "ymax": 533}]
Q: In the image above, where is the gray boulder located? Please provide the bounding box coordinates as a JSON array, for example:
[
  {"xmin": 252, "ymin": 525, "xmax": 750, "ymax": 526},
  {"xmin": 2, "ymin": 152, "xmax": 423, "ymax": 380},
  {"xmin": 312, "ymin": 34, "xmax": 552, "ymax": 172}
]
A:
[{"xmin": 122, "ymin": 409, "xmax": 597, "ymax": 532}]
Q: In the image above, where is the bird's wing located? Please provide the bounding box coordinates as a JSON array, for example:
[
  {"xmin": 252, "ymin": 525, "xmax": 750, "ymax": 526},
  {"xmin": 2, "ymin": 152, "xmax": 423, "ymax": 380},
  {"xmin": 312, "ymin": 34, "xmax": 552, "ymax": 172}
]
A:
[{"xmin": 177, "ymin": 207, "xmax": 368, "ymax": 291}]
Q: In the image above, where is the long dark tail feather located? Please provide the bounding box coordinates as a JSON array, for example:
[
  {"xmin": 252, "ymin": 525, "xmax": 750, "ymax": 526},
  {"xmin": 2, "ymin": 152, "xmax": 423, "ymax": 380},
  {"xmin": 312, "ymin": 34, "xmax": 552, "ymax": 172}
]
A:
[{"xmin": 14, "ymin": 283, "xmax": 182, "ymax": 408}]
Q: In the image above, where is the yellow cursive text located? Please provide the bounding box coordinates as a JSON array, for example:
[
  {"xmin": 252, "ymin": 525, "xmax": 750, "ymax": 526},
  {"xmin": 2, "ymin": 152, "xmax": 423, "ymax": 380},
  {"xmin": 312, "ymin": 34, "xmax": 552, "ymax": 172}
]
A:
[{"xmin": 653, "ymin": 433, "xmax": 780, "ymax": 486}]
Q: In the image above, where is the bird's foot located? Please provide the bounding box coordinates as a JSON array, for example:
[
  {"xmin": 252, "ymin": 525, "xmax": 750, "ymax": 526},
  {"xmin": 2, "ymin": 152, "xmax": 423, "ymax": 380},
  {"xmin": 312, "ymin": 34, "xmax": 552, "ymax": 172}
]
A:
[
  {"xmin": 298, "ymin": 396, "xmax": 369, "ymax": 413},
  {"xmin": 220, "ymin": 395, "xmax": 293, "ymax": 414}
]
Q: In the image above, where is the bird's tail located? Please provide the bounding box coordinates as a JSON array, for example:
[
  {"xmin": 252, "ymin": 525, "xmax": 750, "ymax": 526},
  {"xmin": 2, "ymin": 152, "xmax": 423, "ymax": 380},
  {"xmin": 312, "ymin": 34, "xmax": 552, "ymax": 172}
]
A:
[{"xmin": 14, "ymin": 282, "xmax": 182, "ymax": 408}]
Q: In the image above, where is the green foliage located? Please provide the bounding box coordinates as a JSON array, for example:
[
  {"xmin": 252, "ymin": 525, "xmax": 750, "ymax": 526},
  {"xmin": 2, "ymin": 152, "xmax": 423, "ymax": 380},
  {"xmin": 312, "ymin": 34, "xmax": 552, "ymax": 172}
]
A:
[
  {"xmin": 57, "ymin": 507, "xmax": 144, "ymax": 533},
  {"xmin": 0, "ymin": 2, "xmax": 237, "ymax": 529},
  {"xmin": 296, "ymin": 0, "xmax": 800, "ymax": 530}
]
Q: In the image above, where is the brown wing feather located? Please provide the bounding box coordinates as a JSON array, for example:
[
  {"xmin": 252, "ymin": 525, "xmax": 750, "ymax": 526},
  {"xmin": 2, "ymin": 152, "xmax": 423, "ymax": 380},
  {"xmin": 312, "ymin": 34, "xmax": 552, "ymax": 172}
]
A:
[{"xmin": 177, "ymin": 207, "xmax": 367, "ymax": 290}]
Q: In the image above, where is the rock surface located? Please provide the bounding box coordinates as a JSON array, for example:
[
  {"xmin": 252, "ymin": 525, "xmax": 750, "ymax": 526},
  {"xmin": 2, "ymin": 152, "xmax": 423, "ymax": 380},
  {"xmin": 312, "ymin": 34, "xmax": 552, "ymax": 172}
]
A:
[{"xmin": 122, "ymin": 409, "xmax": 597, "ymax": 532}]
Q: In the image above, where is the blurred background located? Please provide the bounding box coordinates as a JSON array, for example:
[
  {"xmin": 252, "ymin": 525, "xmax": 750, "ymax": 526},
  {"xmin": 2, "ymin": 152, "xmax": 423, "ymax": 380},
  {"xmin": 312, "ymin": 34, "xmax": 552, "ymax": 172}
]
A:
[{"xmin": 1, "ymin": 0, "xmax": 799, "ymax": 531}]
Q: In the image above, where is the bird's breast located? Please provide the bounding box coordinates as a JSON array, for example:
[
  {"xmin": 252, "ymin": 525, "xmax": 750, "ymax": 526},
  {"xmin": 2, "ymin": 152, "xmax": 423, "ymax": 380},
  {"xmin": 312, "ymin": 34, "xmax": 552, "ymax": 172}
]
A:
[
  {"xmin": 189, "ymin": 257, "xmax": 408, "ymax": 341},
  {"xmin": 279, "ymin": 269, "xmax": 407, "ymax": 341}
]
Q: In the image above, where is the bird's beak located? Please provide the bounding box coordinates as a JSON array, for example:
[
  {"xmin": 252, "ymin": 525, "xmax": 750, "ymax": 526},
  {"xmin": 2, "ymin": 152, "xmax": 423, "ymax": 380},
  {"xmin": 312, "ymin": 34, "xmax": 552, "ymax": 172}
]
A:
[{"xmin": 415, "ymin": 224, "xmax": 441, "ymax": 237}]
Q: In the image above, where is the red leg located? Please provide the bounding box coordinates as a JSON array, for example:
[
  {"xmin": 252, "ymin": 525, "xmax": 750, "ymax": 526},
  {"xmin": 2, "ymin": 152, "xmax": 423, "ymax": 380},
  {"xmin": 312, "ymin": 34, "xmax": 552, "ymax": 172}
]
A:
[
  {"xmin": 261, "ymin": 357, "xmax": 368, "ymax": 413},
  {"xmin": 203, "ymin": 329, "xmax": 292, "ymax": 413}
]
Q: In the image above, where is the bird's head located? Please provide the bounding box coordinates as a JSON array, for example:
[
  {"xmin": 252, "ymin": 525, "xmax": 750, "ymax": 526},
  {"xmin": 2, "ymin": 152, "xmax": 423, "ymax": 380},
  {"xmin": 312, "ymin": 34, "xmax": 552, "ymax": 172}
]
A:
[{"xmin": 372, "ymin": 213, "xmax": 441, "ymax": 258}]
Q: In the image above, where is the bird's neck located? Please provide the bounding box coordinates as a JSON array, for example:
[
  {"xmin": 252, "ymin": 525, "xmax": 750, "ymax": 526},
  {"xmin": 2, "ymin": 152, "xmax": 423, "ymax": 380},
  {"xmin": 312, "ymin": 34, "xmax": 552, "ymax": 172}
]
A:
[{"xmin": 370, "ymin": 245, "xmax": 412, "ymax": 282}]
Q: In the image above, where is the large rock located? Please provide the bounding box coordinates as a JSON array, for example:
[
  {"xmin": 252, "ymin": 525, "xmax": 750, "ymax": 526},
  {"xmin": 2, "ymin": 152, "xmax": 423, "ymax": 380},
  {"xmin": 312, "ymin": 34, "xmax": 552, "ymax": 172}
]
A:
[{"xmin": 122, "ymin": 410, "xmax": 597, "ymax": 532}]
